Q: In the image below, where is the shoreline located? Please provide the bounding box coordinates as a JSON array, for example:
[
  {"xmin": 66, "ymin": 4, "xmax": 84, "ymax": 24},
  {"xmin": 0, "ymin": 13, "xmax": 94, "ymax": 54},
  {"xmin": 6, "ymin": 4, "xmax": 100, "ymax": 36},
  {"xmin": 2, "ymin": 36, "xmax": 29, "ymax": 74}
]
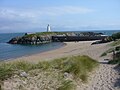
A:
[
  {"xmin": 7, "ymin": 41, "xmax": 111, "ymax": 63},
  {"xmin": 1, "ymin": 42, "xmax": 67, "ymax": 62},
  {"xmin": 0, "ymin": 42, "xmax": 66, "ymax": 62},
  {"xmin": 1, "ymin": 40, "xmax": 120, "ymax": 90}
]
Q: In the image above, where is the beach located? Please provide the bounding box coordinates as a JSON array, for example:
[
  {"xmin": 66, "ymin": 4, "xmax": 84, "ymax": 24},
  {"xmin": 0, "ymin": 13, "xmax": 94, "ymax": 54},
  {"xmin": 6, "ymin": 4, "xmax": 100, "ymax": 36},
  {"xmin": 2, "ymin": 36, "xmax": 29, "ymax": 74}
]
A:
[
  {"xmin": 1, "ymin": 0, "xmax": 120, "ymax": 89},
  {"xmin": 12, "ymin": 41, "xmax": 110, "ymax": 62},
  {"xmin": 3, "ymin": 41, "xmax": 120, "ymax": 90}
]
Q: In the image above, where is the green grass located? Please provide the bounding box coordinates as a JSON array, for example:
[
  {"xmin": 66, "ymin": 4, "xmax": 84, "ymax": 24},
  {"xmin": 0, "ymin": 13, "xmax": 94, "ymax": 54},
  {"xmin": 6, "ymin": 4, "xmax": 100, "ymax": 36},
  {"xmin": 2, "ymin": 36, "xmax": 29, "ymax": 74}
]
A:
[
  {"xmin": 106, "ymin": 48, "xmax": 114, "ymax": 53},
  {"xmin": 12, "ymin": 61, "xmax": 37, "ymax": 72},
  {"xmin": 57, "ymin": 80, "xmax": 75, "ymax": 90},
  {"xmin": 36, "ymin": 32, "xmax": 67, "ymax": 36},
  {"xmin": 100, "ymin": 48, "xmax": 114, "ymax": 57},
  {"xmin": 100, "ymin": 52, "xmax": 107, "ymax": 57},
  {"xmin": 100, "ymin": 39, "xmax": 120, "ymax": 58},
  {"xmin": 108, "ymin": 60, "xmax": 119, "ymax": 64},
  {"xmin": 0, "ymin": 55, "xmax": 98, "ymax": 90},
  {"xmin": 0, "ymin": 63, "xmax": 14, "ymax": 81},
  {"xmin": 112, "ymin": 32, "xmax": 120, "ymax": 40},
  {"xmin": 108, "ymin": 51, "xmax": 120, "ymax": 65},
  {"xmin": 110, "ymin": 39, "xmax": 120, "ymax": 46},
  {"xmin": 24, "ymin": 32, "xmax": 68, "ymax": 38},
  {"xmin": 101, "ymin": 39, "xmax": 120, "ymax": 57},
  {"xmin": 48, "ymin": 56, "xmax": 99, "ymax": 82},
  {"xmin": 107, "ymin": 39, "xmax": 120, "ymax": 66},
  {"xmin": 108, "ymin": 58, "xmax": 120, "ymax": 65}
]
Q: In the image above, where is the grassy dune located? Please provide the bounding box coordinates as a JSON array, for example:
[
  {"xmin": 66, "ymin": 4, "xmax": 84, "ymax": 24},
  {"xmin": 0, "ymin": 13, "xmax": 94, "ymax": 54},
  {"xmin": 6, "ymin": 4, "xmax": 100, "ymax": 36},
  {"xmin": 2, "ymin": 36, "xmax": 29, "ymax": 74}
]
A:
[
  {"xmin": 101, "ymin": 39, "xmax": 120, "ymax": 57},
  {"xmin": 0, "ymin": 55, "xmax": 98, "ymax": 90},
  {"xmin": 101, "ymin": 39, "xmax": 120, "ymax": 65},
  {"xmin": 110, "ymin": 39, "xmax": 120, "ymax": 46},
  {"xmin": 100, "ymin": 48, "xmax": 114, "ymax": 57}
]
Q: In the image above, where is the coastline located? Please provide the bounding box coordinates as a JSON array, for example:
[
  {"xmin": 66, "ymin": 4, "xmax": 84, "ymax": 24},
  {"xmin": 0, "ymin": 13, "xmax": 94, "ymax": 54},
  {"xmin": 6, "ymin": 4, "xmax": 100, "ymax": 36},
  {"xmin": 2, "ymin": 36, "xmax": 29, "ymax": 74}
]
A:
[
  {"xmin": 9, "ymin": 41, "xmax": 110, "ymax": 63},
  {"xmin": 2, "ymin": 41, "xmax": 120, "ymax": 90},
  {"xmin": 0, "ymin": 42, "xmax": 66, "ymax": 62}
]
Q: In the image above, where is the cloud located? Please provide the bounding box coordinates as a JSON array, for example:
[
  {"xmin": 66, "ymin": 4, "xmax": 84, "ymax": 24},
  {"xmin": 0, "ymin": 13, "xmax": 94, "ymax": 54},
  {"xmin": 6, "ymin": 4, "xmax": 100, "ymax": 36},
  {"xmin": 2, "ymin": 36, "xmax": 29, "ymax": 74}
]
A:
[
  {"xmin": 39, "ymin": 6, "xmax": 93, "ymax": 16},
  {"xmin": 0, "ymin": 6, "xmax": 94, "ymax": 32},
  {"xmin": 0, "ymin": 8, "xmax": 36, "ymax": 20},
  {"xmin": 0, "ymin": 6, "xmax": 93, "ymax": 18}
]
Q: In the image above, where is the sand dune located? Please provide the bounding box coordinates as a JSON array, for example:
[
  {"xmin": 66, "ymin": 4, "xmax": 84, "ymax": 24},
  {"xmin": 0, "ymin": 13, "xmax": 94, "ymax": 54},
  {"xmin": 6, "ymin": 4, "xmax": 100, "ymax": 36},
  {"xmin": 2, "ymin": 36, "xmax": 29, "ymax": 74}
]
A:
[{"xmin": 7, "ymin": 41, "xmax": 120, "ymax": 90}]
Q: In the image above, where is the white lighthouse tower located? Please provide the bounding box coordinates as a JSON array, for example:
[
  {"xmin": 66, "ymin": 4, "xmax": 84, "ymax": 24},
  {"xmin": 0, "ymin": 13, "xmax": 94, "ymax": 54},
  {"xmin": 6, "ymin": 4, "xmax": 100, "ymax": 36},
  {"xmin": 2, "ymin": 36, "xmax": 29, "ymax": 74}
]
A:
[{"xmin": 47, "ymin": 24, "xmax": 51, "ymax": 32}]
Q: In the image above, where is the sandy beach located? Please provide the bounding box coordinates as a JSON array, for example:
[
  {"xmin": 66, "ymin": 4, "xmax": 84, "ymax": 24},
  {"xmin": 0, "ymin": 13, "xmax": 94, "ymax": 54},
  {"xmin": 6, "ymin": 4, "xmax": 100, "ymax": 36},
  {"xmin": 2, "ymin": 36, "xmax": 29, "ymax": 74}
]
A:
[
  {"xmin": 12, "ymin": 41, "xmax": 110, "ymax": 62},
  {"xmin": 4, "ymin": 41, "xmax": 120, "ymax": 90}
]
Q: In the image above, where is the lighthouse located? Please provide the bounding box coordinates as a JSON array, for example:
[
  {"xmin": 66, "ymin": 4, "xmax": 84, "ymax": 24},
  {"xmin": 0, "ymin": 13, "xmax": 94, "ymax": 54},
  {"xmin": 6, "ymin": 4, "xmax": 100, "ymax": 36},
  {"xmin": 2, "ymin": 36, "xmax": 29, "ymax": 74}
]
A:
[{"xmin": 47, "ymin": 24, "xmax": 51, "ymax": 32}]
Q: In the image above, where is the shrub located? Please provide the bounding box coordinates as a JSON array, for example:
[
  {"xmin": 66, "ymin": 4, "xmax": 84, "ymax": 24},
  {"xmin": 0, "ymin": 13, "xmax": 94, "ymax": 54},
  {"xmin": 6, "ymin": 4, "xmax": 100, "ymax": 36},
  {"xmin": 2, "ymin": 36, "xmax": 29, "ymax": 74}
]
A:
[
  {"xmin": 100, "ymin": 52, "xmax": 107, "ymax": 57},
  {"xmin": 112, "ymin": 32, "xmax": 120, "ymax": 40},
  {"xmin": 100, "ymin": 48, "xmax": 114, "ymax": 57},
  {"xmin": 110, "ymin": 39, "xmax": 120, "ymax": 46},
  {"xmin": 108, "ymin": 60, "xmax": 119, "ymax": 64}
]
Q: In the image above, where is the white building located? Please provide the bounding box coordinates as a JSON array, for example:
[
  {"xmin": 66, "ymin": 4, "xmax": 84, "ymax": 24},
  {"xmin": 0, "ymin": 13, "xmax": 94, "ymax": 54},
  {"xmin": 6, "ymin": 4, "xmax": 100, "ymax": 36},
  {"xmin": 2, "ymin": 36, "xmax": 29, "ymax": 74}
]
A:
[{"xmin": 47, "ymin": 24, "xmax": 51, "ymax": 32}]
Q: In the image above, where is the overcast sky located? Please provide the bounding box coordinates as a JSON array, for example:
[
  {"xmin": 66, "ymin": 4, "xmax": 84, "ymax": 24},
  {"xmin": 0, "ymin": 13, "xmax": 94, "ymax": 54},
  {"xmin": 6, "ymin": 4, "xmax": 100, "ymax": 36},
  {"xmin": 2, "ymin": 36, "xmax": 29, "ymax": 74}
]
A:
[{"xmin": 0, "ymin": 0, "xmax": 120, "ymax": 33}]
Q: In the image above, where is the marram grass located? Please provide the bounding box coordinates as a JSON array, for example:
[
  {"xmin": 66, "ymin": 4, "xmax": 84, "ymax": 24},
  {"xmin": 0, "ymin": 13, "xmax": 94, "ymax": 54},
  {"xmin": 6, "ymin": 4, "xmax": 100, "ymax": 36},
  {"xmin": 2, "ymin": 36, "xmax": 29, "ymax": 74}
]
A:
[
  {"xmin": 0, "ymin": 55, "xmax": 98, "ymax": 90},
  {"xmin": 110, "ymin": 39, "xmax": 120, "ymax": 46},
  {"xmin": 100, "ymin": 48, "xmax": 114, "ymax": 57},
  {"xmin": 57, "ymin": 80, "xmax": 75, "ymax": 90}
]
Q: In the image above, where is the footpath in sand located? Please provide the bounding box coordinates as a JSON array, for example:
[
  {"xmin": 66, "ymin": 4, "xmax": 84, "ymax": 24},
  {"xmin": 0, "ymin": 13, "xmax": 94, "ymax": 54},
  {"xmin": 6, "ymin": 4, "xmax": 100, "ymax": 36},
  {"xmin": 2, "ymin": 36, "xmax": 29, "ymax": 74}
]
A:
[
  {"xmin": 79, "ymin": 63, "xmax": 120, "ymax": 90},
  {"xmin": 77, "ymin": 55, "xmax": 120, "ymax": 90},
  {"xmin": 12, "ymin": 41, "xmax": 120, "ymax": 90},
  {"xmin": 75, "ymin": 42, "xmax": 120, "ymax": 90}
]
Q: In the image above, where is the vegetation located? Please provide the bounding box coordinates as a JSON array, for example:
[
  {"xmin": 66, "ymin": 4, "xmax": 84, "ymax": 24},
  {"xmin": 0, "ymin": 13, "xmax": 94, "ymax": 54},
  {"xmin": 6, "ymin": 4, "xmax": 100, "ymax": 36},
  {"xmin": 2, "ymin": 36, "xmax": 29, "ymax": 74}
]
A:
[
  {"xmin": 51, "ymin": 56, "xmax": 98, "ymax": 82},
  {"xmin": 104, "ymin": 37, "xmax": 120, "ymax": 65},
  {"xmin": 100, "ymin": 52, "xmax": 107, "ymax": 57},
  {"xmin": 0, "ymin": 63, "xmax": 14, "ymax": 81},
  {"xmin": 110, "ymin": 39, "xmax": 120, "ymax": 46},
  {"xmin": 108, "ymin": 50, "xmax": 120, "ymax": 65},
  {"xmin": 100, "ymin": 48, "xmax": 114, "ymax": 57},
  {"xmin": 108, "ymin": 58, "xmax": 120, "ymax": 65},
  {"xmin": 0, "ymin": 55, "xmax": 98, "ymax": 90},
  {"xmin": 57, "ymin": 80, "xmax": 75, "ymax": 90},
  {"xmin": 107, "ymin": 34, "xmax": 120, "ymax": 65},
  {"xmin": 92, "ymin": 32, "xmax": 120, "ymax": 45},
  {"xmin": 112, "ymin": 32, "xmax": 120, "ymax": 40},
  {"xmin": 24, "ymin": 32, "xmax": 68, "ymax": 38},
  {"xmin": 36, "ymin": 32, "xmax": 67, "ymax": 35}
]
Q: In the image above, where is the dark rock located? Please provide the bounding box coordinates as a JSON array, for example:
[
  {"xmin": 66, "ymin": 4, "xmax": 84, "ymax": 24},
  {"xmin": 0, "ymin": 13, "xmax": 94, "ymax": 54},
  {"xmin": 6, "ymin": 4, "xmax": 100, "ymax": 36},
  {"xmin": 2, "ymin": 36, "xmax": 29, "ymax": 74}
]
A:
[
  {"xmin": 8, "ymin": 34, "xmax": 52, "ymax": 45},
  {"xmin": 8, "ymin": 37, "xmax": 20, "ymax": 44}
]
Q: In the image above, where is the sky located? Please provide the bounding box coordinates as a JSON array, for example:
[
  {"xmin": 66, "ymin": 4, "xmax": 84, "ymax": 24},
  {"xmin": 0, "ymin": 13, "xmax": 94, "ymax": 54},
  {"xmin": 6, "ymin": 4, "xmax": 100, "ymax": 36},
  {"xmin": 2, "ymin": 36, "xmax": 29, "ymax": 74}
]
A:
[{"xmin": 0, "ymin": 0, "xmax": 120, "ymax": 33}]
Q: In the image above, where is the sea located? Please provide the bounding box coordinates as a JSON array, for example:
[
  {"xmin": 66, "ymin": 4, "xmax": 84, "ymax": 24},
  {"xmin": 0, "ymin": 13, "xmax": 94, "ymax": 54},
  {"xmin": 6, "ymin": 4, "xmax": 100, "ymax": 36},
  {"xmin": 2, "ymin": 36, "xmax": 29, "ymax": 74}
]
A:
[{"xmin": 0, "ymin": 30, "xmax": 120, "ymax": 61}]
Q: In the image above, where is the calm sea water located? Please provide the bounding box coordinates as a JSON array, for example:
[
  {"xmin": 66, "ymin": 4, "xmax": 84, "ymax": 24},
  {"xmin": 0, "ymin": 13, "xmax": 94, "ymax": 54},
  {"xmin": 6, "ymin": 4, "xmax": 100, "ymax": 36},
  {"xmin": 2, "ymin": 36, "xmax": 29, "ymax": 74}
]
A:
[
  {"xmin": 0, "ymin": 30, "xmax": 120, "ymax": 61},
  {"xmin": 0, "ymin": 33, "xmax": 65, "ymax": 61}
]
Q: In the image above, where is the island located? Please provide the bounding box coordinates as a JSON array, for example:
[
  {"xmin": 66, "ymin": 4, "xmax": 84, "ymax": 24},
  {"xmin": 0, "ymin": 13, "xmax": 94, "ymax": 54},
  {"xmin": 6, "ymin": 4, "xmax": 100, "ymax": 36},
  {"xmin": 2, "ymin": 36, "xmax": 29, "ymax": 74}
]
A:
[{"xmin": 8, "ymin": 32, "xmax": 108, "ymax": 45}]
